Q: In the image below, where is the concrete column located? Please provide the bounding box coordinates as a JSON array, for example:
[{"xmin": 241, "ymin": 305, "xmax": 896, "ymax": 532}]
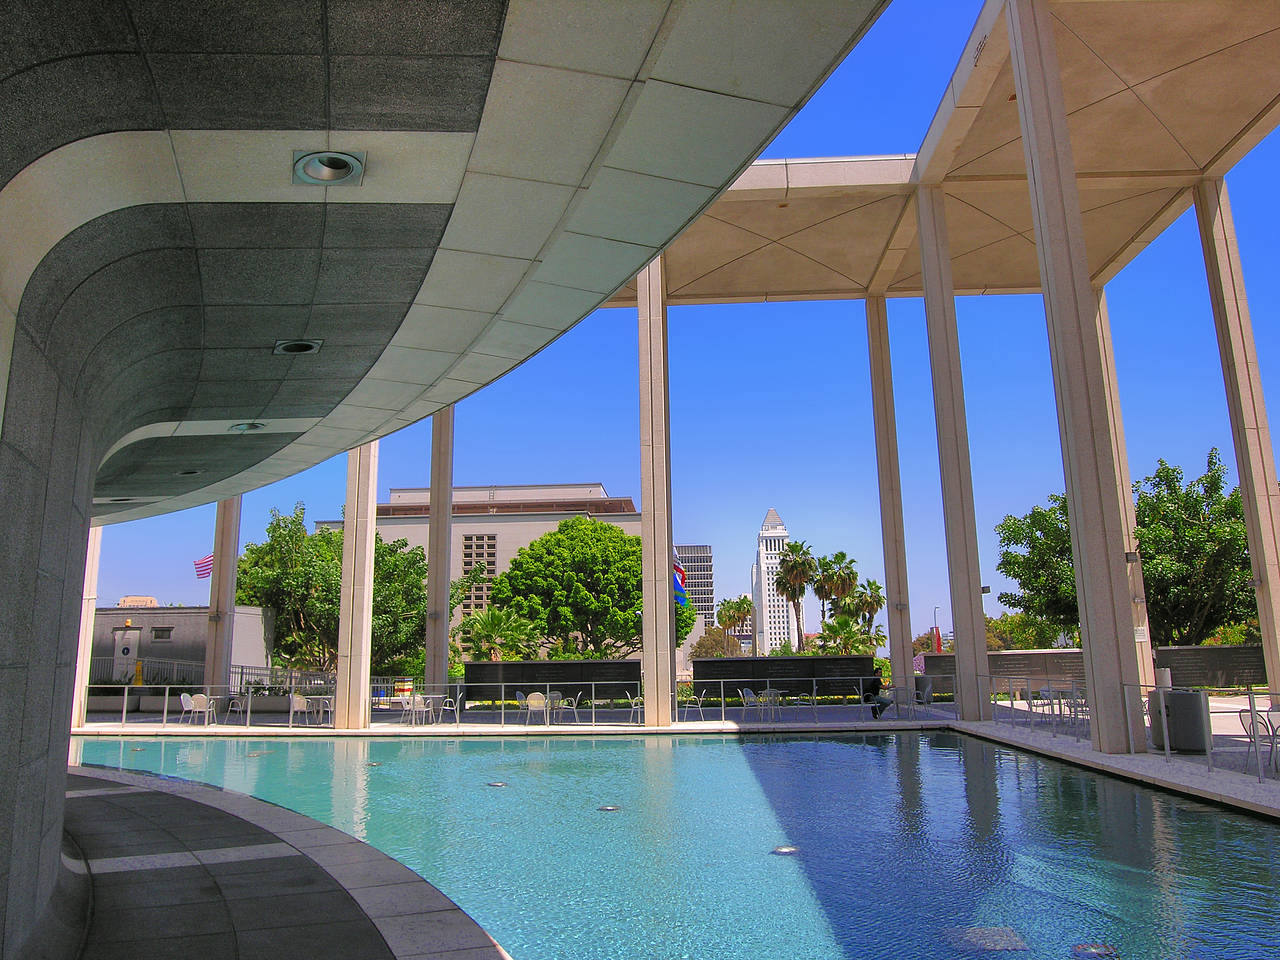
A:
[
  {"xmin": 638, "ymin": 255, "xmax": 677, "ymax": 726},
  {"xmin": 203, "ymin": 495, "xmax": 241, "ymax": 691},
  {"xmin": 1195, "ymin": 177, "xmax": 1280, "ymax": 699},
  {"xmin": 866, "ymin": 296, "xmax": 913, "ymax": 691},
  {"xmin": 70, "ymin": 525, "xmax": 103, "ymax": 727},
  {"xmin": 916, "ymin": 185, "xmax": 990, "ymax": 721},
  {"xmin": 335, "ymin": 441, "xmax": 378, "ymax": 729},
  {"xmin": 1008, "ymin": 0, "xmax": 1152, "ymax": 752},
  {"xmin": 424, "ymin": 408, "xmax": 454, "ymax": 692}
]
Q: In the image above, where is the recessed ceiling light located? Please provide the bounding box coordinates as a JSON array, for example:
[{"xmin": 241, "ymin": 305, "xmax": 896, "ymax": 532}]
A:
[
  {"xmin": 229, "ymin": 422, "xmax": 265, "ymax": 433},
  {"xmin": 292, "ymin": 150, "xmax": 365, "ymax": 186},
  {"xmin": 273, "ymin": 338, "xmax": 323, "ymax": 356},
  {"xmin": 108, "ymin": 497, "xmax": 136, "ymax": 503},
  {"xmin": 175, "ymin": 469, "xmax": 202, "ymax": 476}
]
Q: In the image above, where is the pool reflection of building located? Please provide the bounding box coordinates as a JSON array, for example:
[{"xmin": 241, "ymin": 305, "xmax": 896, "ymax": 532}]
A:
[{"xmin": 9, "ymin": 2, "xmax": 1280, "ymax": 954}]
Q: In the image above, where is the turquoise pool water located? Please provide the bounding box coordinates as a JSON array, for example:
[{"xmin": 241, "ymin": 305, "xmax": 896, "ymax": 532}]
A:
[{"xmin": 73, "ymin": 733, "xmax": 1279, "ymax": 960}]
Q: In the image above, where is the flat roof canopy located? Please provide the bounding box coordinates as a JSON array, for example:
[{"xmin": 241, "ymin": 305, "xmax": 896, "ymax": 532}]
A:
[
  {"xmin": 0, "ymin": 1, "xmax": 887, "ymax": 523},
  {"xmin": 607, "ymin": 0, "xmax": 1280, "ymax": 305}
]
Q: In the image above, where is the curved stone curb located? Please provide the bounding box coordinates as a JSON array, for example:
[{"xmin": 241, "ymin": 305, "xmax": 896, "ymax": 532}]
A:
[{"xmin": 69, "ymin": 765, "xmax": 513, "ymax": 960}]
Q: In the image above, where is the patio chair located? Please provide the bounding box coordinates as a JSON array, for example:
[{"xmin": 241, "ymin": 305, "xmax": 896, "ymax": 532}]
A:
[
  {"xmin": 1239, "ymin": 709, "xmax": 1275, "ymax": 772},
  {"xmin": 288, "ymin": 692, "xmax": 311, "ymax": 727},
  {"xmin": 525, "ymin": 691, "xmax": 549, "ymax": 725},
  {"xmin": 514, "ymin": 691, "xmax": 528, "ymax": 724},
  {"xmin": 224, "ymin": 694, "xmax": 246, "ymax": 724},
  {"xmin": 398, "ymin": 694, "xmax": 415, "ymax": 724},
  {"xmin": 739, "ymin": 688, "xmax": 765, "ymax": 721},
  {"xmin": 681, "ymin": 689, "xmax": 706, "ymax": 722},
  {"xmin": 439, "ymin": 687, "xmax": 464, "ymax": 724},
  {"xmin": 555, "ymin": 691, "xmax": 581, "ymax": 723},
  {"xmin": 190, "ymin": 693, "xmax": 216, "ymax": 726},
  {"xmin": 178, "ymin": 692, "xmax": 195, "ymax": 723},
  {"xmin": 627, "ymin": 692, "xmax": 644, "ymax": 724}
]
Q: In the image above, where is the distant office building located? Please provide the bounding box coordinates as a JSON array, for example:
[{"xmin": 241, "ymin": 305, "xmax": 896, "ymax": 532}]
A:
[
  {"xmin": 117, "ymin": 595, "xmax": 158, "ymax": 608},
  {"xmin": 674, "ymin": 544, "xmax": 714, "ymax": 631},
  {"xmin": 317, "ymin": 483, "xmax": 640, "ymax": 625},
  {"xmin": 750, "ymin": 508, "xmax": 799, "ymax": 654}
]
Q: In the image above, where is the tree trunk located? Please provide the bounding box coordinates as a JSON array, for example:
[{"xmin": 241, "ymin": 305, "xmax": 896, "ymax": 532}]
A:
[{"xmin": 793, "ymin": 601, "xmax": 805, "ymax": 653}]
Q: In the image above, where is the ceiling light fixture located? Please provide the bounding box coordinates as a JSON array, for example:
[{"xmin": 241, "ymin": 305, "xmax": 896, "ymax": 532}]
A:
[
  {"xmin": 273, "ymin": 338, "xmax": 323, "ymax": 356},
  {"xmin": 175, "ymin": 469, "xmax": 202, "ymax": 477},
  {"xmin": 229, "ymin": 422, "xmax": 265, "ymax": 433},
  {"xmin": 292, "ymin": 150, "xmax": 365, "ymax": 186}
]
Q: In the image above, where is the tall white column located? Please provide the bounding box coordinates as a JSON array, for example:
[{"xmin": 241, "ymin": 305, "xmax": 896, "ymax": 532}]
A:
[
  {"xmin": 916, "ymin": 185, "xmax": 991, "ymax": 722},
  {"xmin": 638, "ymin": 255, "xmax": 677, "ymax": 726},
  {"xmin": 70, "ymin": 525, "xmax": 103, "ymax": 727},
  {"xmin": 1195, "ymin": 177, "xmax": 1280, "ymax": 699},
  {"xmin": 335, "ymin": 441, "xmax": 378, "ymax": 729},
  {"xmin": 866, "ymin": 296, "xmax": 913, "ymax": 691},
  {"xmin": 1008, "ymin": 0, "xmax": 1152, "ymax": 752},
  {"xmin": 203, "ymin": 495, "xmax": 241, "ymax": 691},
  {"xmin": 424, "ymin": 408, "xmax": 454, "ymax": 692}
]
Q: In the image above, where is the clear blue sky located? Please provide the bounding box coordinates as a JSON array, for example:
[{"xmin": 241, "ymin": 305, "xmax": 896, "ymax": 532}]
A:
[{"xmin": 99, "ymin": 0, "xmax": 1280, "ymax": 640}]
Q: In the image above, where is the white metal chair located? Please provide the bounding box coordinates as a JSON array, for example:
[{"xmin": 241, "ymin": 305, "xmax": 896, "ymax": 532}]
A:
[
  {"xmin": 439, "ymin": 687, "xmax": 463, "ymax": 724},
  {"xmin": 739, "ymin": 688, "xmax": 765, "ymax": 721},
  {"xmin": 681, "ymin": 689, "xmax": 706, "ymax": 722},
  {"xmin": 190, "ymin": 693, "xmax": 216, "ymax": 725},
  {"xmin": 627, "ymin": 692, "xmax": 644, "ymax": 724},
  {"xmin": 288, "ymin": 692, "xmax": 311, "ymax": 727},
  {"xmin": 525, "ymin": 691, "xmax": 549, "ymax": 725},
  {"xmin": 224, "ymin": 694, "xmax": 246, "ymax": 724},
  {"xmin": 555, "ymin": 691, "xmax": 581, "ymax": 723},
  {"xmin": 1239, "ymin": 709, "xmax": 1275, "ymax": 772},
  {"xmin": 178, "ymin": 692, "xmax": 195, "ymax": 723},
  {"xmin": 514, "ymin": 691, "xmax": 528, "ymax": 724}
]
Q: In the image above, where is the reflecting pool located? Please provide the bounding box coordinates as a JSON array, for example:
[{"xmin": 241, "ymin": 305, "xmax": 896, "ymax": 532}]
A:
[{"xmin": 72, "ymin": 733, "xmax": 1280, "ymax": 960}]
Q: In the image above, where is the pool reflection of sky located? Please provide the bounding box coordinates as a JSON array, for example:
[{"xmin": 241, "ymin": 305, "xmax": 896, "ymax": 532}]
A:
[{"xmin": 73, "ymin": 734, "xmax": 1280, "ymax": 960}]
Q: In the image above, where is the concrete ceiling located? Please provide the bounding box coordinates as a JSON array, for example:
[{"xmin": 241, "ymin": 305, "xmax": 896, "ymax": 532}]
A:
[
  {"xmin": 606, "ymin": 0, "xmax": 1280, "ymax": 306},
  {"xmin": 0, "ymin": 0, "xmax": 889, "ymax": 522}
]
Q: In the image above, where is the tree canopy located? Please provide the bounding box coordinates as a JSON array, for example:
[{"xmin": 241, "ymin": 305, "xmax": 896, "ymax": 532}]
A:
[
  {"xmin": 236, "ymin": 503, "xmax": 486, "ymax": 674},
  {"xmin": 488, "ymin": 516, "xmax": 696, "ymax": 658},
  {"xmin": 993, "ymin": 450, "xmax": 1257, "ymax": 646}
]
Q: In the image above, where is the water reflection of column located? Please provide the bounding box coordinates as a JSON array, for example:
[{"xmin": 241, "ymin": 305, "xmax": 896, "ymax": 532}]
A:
[
  {"xmin": 893, "ymin": 734, "xmax": 925, "ymax": 837},
  {"xmin": 334, "ymin": 738, "xmax": 370, "ymax": 841},
  {"xmin": 958, "ymin": 737, "xmax": 1000, "ymax": 845},
  {"xmin": 640, "ymin": 737, "xmax": 677, "ymax": 877}
]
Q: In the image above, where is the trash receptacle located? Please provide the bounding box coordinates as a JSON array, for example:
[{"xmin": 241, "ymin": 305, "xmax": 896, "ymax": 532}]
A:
[{"xmin": 1148, "ymin": 690, "xmax": 1209, "ymax": 753}]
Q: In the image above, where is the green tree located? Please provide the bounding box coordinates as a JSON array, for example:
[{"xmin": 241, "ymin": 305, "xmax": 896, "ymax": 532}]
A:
[
  {"xmin": 774, "ymin": 540, "xmax": 817, "ymax": 652},
  {"xmin": 993, "ymin": 450, "xmax": 1257, "ymax": 646},
  {"xmin": 454, "ymin": 607, "xmax": 539, "ymax": 662},
  {"xmin": 814, "ymin": 614, "xmax": 880, "ymax": 655},
  {"xmin": 994, "ymin": 493, "xmax": 1080, "ymax": 633},
  {"xmin": 690, "ymin": 625, "xmax": 737, "ymax": 658},
  {"xmin": 488, "ymin": 516, "xmax": 696, "ymax": 658},
  {"xmin": 236, "ymin": 503, "xmax": 491, "ymax": 674},
  {"xmin": 1134, "ymin": 450, "xmax": 1256, "ymax": 644},
  {"xmin": 985, "ymin": 612, "xmax": 1063, "ymax": 651}
]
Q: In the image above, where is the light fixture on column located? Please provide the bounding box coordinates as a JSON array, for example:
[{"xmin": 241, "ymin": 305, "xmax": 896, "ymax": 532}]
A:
[
  {"xmin": 1124, "ymin": 551, "xmax": 1140, "ymax": 563},
  {"xmin": 894, "ymin": 602, "xmax": 908, "ymax": 611},
  {"xmin": 980, "ymin": 585, "xmax": 991, "ymax": 595}
]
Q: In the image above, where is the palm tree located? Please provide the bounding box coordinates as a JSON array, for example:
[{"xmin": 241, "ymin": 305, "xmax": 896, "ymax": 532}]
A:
[
  {"xmin": 774, "ymin": 540, "xmax": 816, "ymax": 652},
  {"xmin": 454, "ymin": 607, "xmax": 539, "ymax": 662},
  {"xmin": 717, "ymin": 595, "xmax": 754, "ymax": 656},
  {"xmin": 813, "ymin": 555, "xmax": 835, "ymax": 624},
  {"xmin": 816, "ymin": 614, "xmax": 877, "ymax": 656},
  {"xmin": 853, "ymin": 578, "xmax": 886, "ymax": 632}
]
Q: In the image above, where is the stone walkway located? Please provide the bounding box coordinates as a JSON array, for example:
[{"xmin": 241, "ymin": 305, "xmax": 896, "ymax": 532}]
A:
[{"xmin": 64, "ymin": 767, "xmax": 511, "ymax": 960}]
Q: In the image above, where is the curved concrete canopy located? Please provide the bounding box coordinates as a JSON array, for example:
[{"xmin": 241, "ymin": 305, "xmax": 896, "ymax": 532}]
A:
[
  {"xmin": 0, "ymin": 0, "xmax": 888, "ymax": 524},
  {"xmin": 607, "ymin": 0, "xmax": 1280, "ymax": 306}
]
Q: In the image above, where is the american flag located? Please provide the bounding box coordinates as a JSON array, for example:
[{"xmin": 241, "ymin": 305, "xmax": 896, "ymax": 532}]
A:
[
  {"xmin": 193, "ymin": 553, "xmax": 214, "ymax": 579},
  {"xmin": 672, "ymin": 550, "xmax": 687, "ymax": 606}
]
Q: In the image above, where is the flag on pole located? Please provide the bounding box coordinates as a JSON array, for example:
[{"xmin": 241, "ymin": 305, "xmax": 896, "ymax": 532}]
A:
[
  {"xmin": 194, "ymin": 553, "xmax": 214, "ymax": 579},
  {"xmin": 672, "ymin": 549, "xmax": 687, "ymax": 606}
]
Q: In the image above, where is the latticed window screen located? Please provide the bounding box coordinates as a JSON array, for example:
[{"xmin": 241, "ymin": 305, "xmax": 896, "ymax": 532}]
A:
[{"xmin": 459, "ymin": 534, "xmax": 497, "ymax": 614}]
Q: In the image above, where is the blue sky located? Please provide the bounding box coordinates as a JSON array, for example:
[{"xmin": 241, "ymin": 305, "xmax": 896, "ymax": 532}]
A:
[{"xmin": 99, "ymin": 0, "xmax": 1280, "ymax": 639}]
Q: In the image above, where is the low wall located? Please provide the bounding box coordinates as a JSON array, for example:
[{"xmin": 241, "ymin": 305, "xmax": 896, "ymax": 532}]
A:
[
  {"xmin": 922, "ymin": 645, "xmax": 1267, "ymax": 688},
  {"xmin": 463, "ymin": 659, "xmax": 639, "ymax": 700},
  {"xmin": 692, "ymin": 655, "xmax": 876, "ymax": 696}
]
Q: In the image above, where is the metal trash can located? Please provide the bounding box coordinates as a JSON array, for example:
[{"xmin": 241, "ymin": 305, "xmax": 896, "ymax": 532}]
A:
[{"xmin": 1148, "ymin": 690, "xmax": 1209, "ymax": 753}]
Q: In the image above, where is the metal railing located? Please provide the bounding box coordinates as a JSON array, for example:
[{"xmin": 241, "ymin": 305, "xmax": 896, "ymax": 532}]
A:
[
  {"xmin": 78, "ymin": 672, "xmax": 958, "ymax": 730},
  {"xmin": 88, "ymin": 656, "xmax": 204, "ymax": 686},
  {"xmin": 1122, "ymin": 681, "xmax": 1280, "ymax": 784},
  {"xmin": 980, "ymin": 673, "xmax": 1092, "ymax": 741}
]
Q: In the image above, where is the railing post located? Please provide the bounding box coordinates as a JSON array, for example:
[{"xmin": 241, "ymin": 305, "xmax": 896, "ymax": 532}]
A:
[
  {"xmin": 1199, "ymin": 690, "xmax": 1213, "ymax": 773},
  {"xmin": 720, "ymin": 680, "xmax": 726, "ymax": 723},
  {"xmin": 500, "ymin": 682, "xmax": 505, "ymax": 727},
  {"xmin": 245, "ymin": 689, "xmax": 252, "ymax": 727},
  {"xmin": 1122, "ymin": 683, "xmax": 1132, "ymax": 754},
  {"xmin": 162, "ymin": 686, "xmax": 170, "ymax": 727},
  {"xmin": 591, "ymin": 682, "xmax": 597, "ymax": 726},
  {"xmin": 121, "ymin": 684, "xmax": 128, "ymax": 726},
  {"xmin": 1158, "ymin": 687, "xmax": 1172, "ymax": 762}
]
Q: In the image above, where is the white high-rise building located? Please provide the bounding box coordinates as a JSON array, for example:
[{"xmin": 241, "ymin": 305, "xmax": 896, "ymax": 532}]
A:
[{"xmin": 750, "ymin": 508, "xmax": 800, "ymax": 654}]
